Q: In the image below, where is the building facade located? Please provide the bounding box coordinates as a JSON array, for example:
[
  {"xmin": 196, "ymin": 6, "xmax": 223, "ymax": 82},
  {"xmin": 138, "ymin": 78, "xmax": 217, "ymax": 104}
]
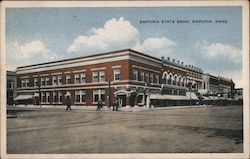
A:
[
  {"xmin": 7, "ymin": 71, "xmax": 17, "ymax": 105},
  {"xmin": 15, "ymin": 49, "xmax": 235, "ymax": 107}
]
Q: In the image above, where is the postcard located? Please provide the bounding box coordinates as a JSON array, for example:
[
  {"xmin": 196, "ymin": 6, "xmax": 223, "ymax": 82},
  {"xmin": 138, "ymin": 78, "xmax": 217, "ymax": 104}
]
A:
[{"xmin": 1, "ymin": 1, "xmax": 249, "ymax": 159}]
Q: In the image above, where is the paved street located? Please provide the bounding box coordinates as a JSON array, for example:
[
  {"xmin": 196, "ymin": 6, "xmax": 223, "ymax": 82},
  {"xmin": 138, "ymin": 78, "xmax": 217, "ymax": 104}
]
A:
[{"xmin": 7, "ymin": 105, "xmax": 243, "ymax": 153}]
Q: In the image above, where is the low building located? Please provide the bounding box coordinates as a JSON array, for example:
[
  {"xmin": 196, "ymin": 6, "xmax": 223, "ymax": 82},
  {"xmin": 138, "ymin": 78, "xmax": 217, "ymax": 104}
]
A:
[
  {"xmin": 6, "ymin": 71, "xmax": 17, "ymax": 105},
  {"xmin": 15, "ymin": 49, "xmax": 236, "ymax": 107}
]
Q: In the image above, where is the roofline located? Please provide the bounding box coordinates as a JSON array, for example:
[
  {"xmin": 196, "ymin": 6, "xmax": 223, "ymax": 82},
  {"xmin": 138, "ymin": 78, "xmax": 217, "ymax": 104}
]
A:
[{"xmin": 17, "ymin": 49, "xmax": 135, "ymax": 69}]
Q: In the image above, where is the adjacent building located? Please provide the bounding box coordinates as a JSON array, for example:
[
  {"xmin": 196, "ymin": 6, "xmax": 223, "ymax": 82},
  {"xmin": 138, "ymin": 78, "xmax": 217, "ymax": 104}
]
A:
[
  {"xmin": 6, "ymin": 71, "xmax": 17, "ymax": 105},
  {"xmin": 15, "ymin": 49, "xmax": 236, "ymax": 107}
]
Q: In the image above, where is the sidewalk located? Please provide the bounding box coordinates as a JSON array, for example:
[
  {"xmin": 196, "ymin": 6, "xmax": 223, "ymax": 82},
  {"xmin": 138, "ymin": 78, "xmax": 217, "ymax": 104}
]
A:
[{"xmin": 10, "ymin": 104, "xmax": 211, "ymax": 112}]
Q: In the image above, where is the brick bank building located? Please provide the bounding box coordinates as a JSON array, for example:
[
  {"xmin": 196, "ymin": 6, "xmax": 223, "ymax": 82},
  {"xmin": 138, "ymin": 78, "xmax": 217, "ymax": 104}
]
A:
[{"xmin": 15, "ymin": 49, "xmax": 235, "ymax": 107}]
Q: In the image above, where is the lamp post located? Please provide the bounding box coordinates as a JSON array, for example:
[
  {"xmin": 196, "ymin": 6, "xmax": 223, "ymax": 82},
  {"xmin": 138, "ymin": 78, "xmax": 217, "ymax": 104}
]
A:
[
  {"xmin": 38, "ymin": 75, "xmax": 41, "ymax": 108},
  {"xmin": 107, "ymin": 79, "xmax": 111, "ymax": 108}
]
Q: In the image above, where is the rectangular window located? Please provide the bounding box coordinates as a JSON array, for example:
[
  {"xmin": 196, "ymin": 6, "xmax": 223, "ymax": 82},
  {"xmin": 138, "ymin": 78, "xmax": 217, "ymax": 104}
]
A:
[
  {"xmin": 21, "ymin": 80, "xmax": 26, "ymax": 88},
  {"xmin": 46, "ymin": 92, "xmax": 50, "ymax": 103},
  {"xmin": 41, "ymin": 77, "xmax": 45, "ymax": 86},
  {"xmin": 25, "ymin": 79, "xmax": 29, "ymax": 87},
  {"xmin": 34, "ymin": 78, "xmax": 38, "ymax": 87},
  {"xmin": 76, "ymin": 90, "xmax": 86, "ymax": 103},
  {"xmin": 66, "ymin": 75, "xmax": 71, "ymax": 84},
  {"xmin": 93, "ymin": 90, "xmax": 99, "ymax": 102},
  {"xmin": 45, "ymin": 77, "xmax": 49, "ymax": 86},
  {"xmin": 81, "ymin": 90, "xmax": 86, "ymax": 103},
  {"xmin": 114, "ymin": 69, "xmax": 120, "ymax": 81},
  {"xmin": 93, "ymin": 89, "xmax": 105, "ymax": 103},
  {"xmin": 58, "ymin": 76, "xmax": 62, "ymax": 85},
  {"xmin": 8, "ymin": 80, "xmax": 14, "ymax": 89},
  {"xmin": 100, "ymin": 90, "xmax": 105, "ymax": 102},
  {"xmin": 149, "ymin": 73, "xmax": 153, "ymax": 83},
  {"xmin": 140, "ymin": 71, "xmax": 144, "ymax": 82},
  {"xmin": 75, "ymin": 74, "xmax": 80, "ymax": 84},
  {"xmin": 92, "ymin": 72, "xmax": 98, "ymax": 83},
  {"xmin": 41, "ymin": 92, "xmax": 46, "ymax": 103},
  {"xmin": 75, "ymin": 90, "xmax": 81, "ymax": 103},
  {"xmin": 155, "ymin": 75, "xmax": 159, "ymax": 84},
  {"xmin": 145, "ymin": 73, "xmax": 149, "ymax": 83},
  {"xmin": 132, "ymin": 69, "xmax": 138, "ymax": 80},
  {"xmin": 52, "ymin": 76, "xmax": 57, "ymax": 86},
  {"xmin": 53, "ymin": 91, "xmax": 57, "ymax": 103},
  {"xmin": 58, "ymin": 91, "xmax": 62, "ymax": 103},
  {"xmin": 99, "ymin": 71, "xmax": 105, "ymax": 82},
  {"xmin": 80, "ymin": 73, "xmax": 86, "ymax": 83}
]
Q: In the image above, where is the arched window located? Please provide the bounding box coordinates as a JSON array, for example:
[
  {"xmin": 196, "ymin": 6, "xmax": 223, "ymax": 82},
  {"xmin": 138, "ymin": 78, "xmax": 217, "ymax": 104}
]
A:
[
  {"xmin": 173, "ymin": 75, "xmax": 177, "ymax": 85},
  {"xmin": 178, "ymin": 75, "xmax": 182, "ymax": 86},
  {"xmin": 183, "ymin": 78, "xmax": 186, "ymax": 87},
  {"xmin": 168, "ymin": 74, "xmax": 172, "ymax": 85}
]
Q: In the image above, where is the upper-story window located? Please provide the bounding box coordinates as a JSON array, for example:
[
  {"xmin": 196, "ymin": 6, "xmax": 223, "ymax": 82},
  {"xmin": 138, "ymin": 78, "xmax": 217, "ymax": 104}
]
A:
[
  {"xmin": 140, "ymin": 71, "xmax": 144, "ymax": 82},
  {"xmin": 155, "ymin": 75, "xmax": 159, "ymax": 84},
  {"xmin": 99, "ymin": 71, "xmax": 105, "ymax": 82},
  {"xmin": 80, "ymin": 73, "xmax": 86, "ymax": 83},
  {"xmin": 75, "ymin": 74, "xmax": 80, "ymax": 84},
  {"xmin": 114, "ymin": 69, "xmax": 120, "ymax": 81},
  {"xmin": 132, "ymin": 69, "xmax": 138, "ymax": 81},
  {"xmin": 34, "ymin": 78, "xmax": 38, "ymax": 87},
  {"xmin": 93, "ymin": 72, "xmax": 98, "ymax": 83},
  {"xmin": 52, "ymin": 76, "xmax": 62, "ymax": 86},
  {"xmin": 149, "ymin": 73, "xmax": 153, "ymax": 83},
  {"xmin": 52, "ymin": 76, "xmax": 57, "ymax": 86},
  {"xmin": 173, "ymin": 76, "xmax": 177, "ymax": 85},
  {"xmin": 8, "ymin": 80, "xmax": 14, "ymax": 89},
  {"xmin": 75, "ymin": 73, "xmax": 86, "ymax": 84},
  {"xmin": 66, "ymin": 75, "xmax": 71, "ymax": 84},
  {"xmin": 145, "ymin": 73, "xmax": 149, "ymax": 83},
  {"xmin": 46, "ymin": 77, "xmax": 49, "ymax": 85},
  {"xmin": 41, "ymin": 77, "xmax": 45, "ymax": 86},
  {"xmin": 21, "ymin": 80, "xmax": 26, "ymax": 88},
  {"xmin": 168, "ymin": 75, "xmax": 172, "ymax": 85},
  {"xmin": 58, "ymin": 76, "xmax": 62, "ymax": 85}
]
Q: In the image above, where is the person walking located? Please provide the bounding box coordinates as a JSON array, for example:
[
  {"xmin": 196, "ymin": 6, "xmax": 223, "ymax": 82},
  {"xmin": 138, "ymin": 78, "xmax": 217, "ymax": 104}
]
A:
[
  {"xmin": 115, "ymin": 99, "xmax": 119, "ymax": 111},
  {"xmin": 96, "ymin": 99, "xmax": 102, "ymax": 111},
  {"xmin": 66, "ymin": 96, "xmax": 72, "ymax": 111}
]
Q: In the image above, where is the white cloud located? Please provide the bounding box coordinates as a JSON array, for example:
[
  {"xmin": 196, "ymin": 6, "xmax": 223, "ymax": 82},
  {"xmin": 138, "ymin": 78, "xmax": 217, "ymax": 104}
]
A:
[
  {"xmin": 67, "ymin": 17, "xmax": 176, "ymax": 58},
  {"xmin": 200, "ymin": 42, "xmax": 242, "ymax": 64},
  {"xmin": 6, "ymin": 40, "xmax": 57, "ymax": 71},
  {"xmin": 67, "ymin": 17, "xmax": 139, "ymax": 53},
  {"xmin": 20, "ymin": 40, "xmax": 50, "ymax": 58},
  {"xmin": 134, "ymin": 37, "xmax": 176, "ymax": 56}
]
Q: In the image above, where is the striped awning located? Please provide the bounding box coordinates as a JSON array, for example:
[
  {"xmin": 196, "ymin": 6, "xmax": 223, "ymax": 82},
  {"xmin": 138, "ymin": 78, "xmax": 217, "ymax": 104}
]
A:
[
  {"xmin": 14, "ymin": 95, "xmax": 33, "ymax": 101},
  {"xmin": 150, "ymin": 92, "xmax": 198, "ymax": 100}
]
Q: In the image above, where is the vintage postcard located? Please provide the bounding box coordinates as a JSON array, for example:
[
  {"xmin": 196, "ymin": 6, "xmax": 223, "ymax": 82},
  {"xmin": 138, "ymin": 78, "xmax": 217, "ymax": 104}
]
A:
[{"xmin": 1, "ymin": 1, "xmax": 249, "ymax": 159}]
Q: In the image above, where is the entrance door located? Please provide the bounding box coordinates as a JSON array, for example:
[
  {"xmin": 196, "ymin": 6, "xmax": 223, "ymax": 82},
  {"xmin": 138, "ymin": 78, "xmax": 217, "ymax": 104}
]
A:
[{"xmin": 117, "ymin": 95, "xmax": 126, "ymax": 107}]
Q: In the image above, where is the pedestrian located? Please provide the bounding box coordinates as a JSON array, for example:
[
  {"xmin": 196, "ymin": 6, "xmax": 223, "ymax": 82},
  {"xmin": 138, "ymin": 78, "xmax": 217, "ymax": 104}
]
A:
[
  {"xmin": 113, "ymin": 98, "xmax": 119, "ymax": 111},
  {"xmin": 66, "ymin": 96, "xmax": 72, "ymax": 111},
  {"xmin": 115, "ymin": 99, "xmax": 119, "ymax": 111},
  {"xmin": 96, "ymin": 99, "xmax": 102, "ymax": 111}
]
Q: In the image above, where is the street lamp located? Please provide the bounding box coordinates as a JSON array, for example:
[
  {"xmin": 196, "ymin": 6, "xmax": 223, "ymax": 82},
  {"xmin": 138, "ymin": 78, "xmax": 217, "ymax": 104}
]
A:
[
  {"xmin": 186, "ymin": 81, "xmax": 192, "ymax": 108},
  {"xmin": 107, "ymin": 79, "xmax": 111, "ymax": 108}
]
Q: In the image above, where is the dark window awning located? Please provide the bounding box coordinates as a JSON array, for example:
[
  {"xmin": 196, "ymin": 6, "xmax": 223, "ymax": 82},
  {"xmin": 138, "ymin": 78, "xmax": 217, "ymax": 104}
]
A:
[{"xmin": 14, "ymin": 95, "xmax": 33, "ymax": 101}]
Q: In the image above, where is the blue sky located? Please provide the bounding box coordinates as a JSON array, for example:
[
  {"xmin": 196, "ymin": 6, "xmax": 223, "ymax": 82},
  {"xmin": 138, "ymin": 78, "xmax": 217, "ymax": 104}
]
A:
[{"xmin": 6, "ymin": 7, "xmax": 242, "ymax": 87}]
